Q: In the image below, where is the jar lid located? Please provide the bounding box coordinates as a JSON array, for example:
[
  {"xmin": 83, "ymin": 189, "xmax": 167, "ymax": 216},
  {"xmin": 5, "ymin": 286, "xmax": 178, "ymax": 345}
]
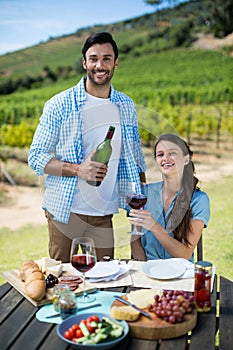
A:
[
  {"xmin": 195, "ymin": 260, "xmax": 212, "ymax": 268},
  {"xmin": 102, "ymin": 256, "xmax": 111, "ymax": 261}
]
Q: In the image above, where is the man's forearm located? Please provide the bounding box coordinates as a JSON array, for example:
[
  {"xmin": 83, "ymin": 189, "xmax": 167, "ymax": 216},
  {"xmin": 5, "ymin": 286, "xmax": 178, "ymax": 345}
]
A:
[{"xmin": 44, "ymin": 158, "xmax": 80, "ymax": 177}]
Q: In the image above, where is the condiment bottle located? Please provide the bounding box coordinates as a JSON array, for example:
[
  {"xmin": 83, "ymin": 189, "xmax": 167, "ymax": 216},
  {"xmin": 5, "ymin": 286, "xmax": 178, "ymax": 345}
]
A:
[
  {"xmin": 59, "ymin": 290, "xmax": 77, "ymax": 319},
  {"xmin": 194, "ymin": 260, "xmax": 212, "ymax": 312},
  {"xmin": 52, "ymin": 284, "xmax": 70, "ymax": 312}
]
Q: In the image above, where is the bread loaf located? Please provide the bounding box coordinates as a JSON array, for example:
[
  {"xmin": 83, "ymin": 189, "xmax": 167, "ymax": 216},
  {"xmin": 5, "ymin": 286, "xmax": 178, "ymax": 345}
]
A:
[
  {"xmin": 110, "ymin": 305, "xmax": 140, "ymax": 321},
  {"xmin": 20, "ymin": 260, "xmax": 46, "ymax": 301},
  {"xmin": 19, "ymin": 260, "xmax": 41, "ymax": 281},
  {"xmin": 25, "ymin": 279, "xmax": 46, "ymax": 301}
]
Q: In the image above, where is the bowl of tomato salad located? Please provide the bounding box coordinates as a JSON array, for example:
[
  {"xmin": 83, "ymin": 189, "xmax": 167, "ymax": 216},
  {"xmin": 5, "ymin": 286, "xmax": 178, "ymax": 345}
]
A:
[{"xmin": 56, "ymin": 312, "xmax": 129, "ymax": 349}]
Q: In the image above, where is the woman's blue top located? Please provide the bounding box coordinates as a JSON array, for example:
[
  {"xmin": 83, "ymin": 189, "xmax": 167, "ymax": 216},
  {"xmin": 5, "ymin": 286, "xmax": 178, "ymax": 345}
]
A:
[{"xmin": 140, "ymin": 182, "xmax": 210, "ymax": 262}]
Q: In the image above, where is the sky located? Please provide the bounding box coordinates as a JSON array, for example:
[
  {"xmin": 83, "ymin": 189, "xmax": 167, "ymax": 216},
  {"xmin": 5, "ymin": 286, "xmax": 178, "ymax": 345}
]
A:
[{"xmin": 0, "ymin": 0, "xmax": 159, "ymax": 56}]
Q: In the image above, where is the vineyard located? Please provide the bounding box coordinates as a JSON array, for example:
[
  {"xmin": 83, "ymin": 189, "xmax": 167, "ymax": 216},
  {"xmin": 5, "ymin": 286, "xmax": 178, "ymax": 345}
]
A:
[
  {"xmin": 0, "ymin": 47, "xmax": 232, "ymax": 149},
  {"xmin": 0, "ymin": 0, "xmax": 233, "ymax": 149}
]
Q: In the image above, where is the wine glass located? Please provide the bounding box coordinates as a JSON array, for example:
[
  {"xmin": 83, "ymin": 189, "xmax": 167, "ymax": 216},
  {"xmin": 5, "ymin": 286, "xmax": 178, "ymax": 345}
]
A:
[
  {"xmin": 126, "ymin": 182, "xmax": 147, "ymax": 235},
  {"xmin": 70, "ymin": 237, "xmax": 97, "ymax": 303}
]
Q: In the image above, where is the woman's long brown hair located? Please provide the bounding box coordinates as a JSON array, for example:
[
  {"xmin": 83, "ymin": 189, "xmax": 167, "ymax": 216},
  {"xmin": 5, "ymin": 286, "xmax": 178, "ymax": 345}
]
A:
[{"xmin": 154, "ymin": 134, "xmax": 199, "ymax": 246}]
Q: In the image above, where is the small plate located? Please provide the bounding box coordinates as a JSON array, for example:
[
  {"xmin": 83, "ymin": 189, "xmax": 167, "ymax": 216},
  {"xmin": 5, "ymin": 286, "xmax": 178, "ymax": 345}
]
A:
[
  {"xmin": 85, "ymin": 262, "xmax": 120, "ymax": 279},
  {"xmin": 142, "ymin": 259, "xmax": 186, "ymax": 280}
]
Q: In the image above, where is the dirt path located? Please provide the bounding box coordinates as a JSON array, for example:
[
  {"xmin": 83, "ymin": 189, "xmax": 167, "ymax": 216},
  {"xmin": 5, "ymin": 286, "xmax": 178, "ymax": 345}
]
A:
[
  {"xmin": 1, "ymin": 152, "xmax": 233, "ymax": 230},
  {"xmin": 193, "ymin": 33, "xmax": 233, "ymax": 52},
  {"xmin": 0, "ymin": 185, "xmax": 47, "ymax": 230}
]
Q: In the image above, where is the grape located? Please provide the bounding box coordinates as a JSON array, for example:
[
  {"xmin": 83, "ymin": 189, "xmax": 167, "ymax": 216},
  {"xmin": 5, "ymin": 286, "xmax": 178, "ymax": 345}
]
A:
[
  {"xmin": 45, "ymin": 273, "xmax": 59, "ymax": 289},
  {"xmin": 169, "ymin": 315, "xmax": 176, "ymax": 324},
  {"xmin": 147, "ymin": 289, "xmax": 195, "ymax": 324}
]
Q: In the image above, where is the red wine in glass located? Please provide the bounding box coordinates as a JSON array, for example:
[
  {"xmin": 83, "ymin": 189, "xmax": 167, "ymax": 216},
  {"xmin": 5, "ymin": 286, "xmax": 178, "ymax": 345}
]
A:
[
  {"xmin": 126, "ymin": 194, "xmax": 147, "ymax": 210},
  {"xmin": 126, "ymin": 182, "xmax": 147, "ymax": 235},
  {"xmin": 70, "ymin": 237, "xmax": 96, "ymax": 303},
  {"xmin": 71, "ymin": 254, "xmax": 96, "ymax": 273}
]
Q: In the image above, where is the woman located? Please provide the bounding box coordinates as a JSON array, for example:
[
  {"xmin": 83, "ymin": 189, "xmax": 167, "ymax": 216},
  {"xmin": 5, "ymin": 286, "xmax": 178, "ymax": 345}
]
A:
[{"xmin": 129, "ymin": 134, "xmax": 210, "ymax": 262}]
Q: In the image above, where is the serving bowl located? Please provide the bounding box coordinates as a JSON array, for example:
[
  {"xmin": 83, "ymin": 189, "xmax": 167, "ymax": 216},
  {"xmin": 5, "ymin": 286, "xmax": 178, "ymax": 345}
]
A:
[{"xmin": 56, "ymin": 312, "xmax": 129, "ymax": 350}]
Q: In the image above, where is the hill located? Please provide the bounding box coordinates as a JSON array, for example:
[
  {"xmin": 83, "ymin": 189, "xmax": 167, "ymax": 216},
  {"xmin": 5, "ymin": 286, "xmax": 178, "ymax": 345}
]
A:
[
  {"xmin": 0, "ymin": 0, "xmax": 232, "ymax": 90},
  {"xmin": 0, "ymin": 0, "xmax": 232, "ymax": 151}
]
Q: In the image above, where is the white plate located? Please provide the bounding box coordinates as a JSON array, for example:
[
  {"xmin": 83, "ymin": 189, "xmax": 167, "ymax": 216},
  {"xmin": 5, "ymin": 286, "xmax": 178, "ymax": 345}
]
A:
[
  {"xmin": 85, "ymin": 262, "xmax": 121, "ymax": 279},
  {"xmin": 142, "ymin": 259, "xmax": 186, "ymax": 280}
]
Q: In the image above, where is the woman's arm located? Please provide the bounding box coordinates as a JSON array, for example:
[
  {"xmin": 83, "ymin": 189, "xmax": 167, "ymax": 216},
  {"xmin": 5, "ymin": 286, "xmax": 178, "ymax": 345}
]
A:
[{"xmin": 129, "ymin": 209, "xmax": 204, "ymax": 260}]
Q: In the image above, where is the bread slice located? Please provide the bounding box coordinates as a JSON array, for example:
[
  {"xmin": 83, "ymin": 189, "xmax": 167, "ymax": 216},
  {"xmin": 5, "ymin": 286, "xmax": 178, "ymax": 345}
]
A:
[{"xmin": 110, "ymin": 305, "xmax": 140, "ymax": 321}]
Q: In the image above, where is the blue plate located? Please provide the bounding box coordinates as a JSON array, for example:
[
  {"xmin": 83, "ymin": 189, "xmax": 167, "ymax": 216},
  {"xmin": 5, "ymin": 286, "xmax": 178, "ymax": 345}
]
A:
[{"xmin": 56, "ymin": 312, "xmax": 129, "ymax": 350}]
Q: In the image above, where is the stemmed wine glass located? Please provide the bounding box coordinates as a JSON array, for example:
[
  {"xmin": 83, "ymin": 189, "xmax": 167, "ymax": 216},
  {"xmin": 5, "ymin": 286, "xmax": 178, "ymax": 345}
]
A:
[
  {"xmin": 70, "ymin": 237, "xmax": 97, "ymax": 303},
  {"xmin": 126, "ymin": 182, "xmax": 147, "ymax": 235}
]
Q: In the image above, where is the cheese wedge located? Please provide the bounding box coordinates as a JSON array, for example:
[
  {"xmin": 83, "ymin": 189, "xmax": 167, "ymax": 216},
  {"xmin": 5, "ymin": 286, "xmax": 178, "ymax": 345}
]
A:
[
  {"xmin": 127, "ymin": 288, "xmax": 161, "ymax": 309},
  {"xmin": 36, "ymin": 257, "xmax": 62, "ymax": 273},
  {"xmin": 46, "ymin": 264, "xmax": 63, "ymax": 277},
  {"xmin": 111, "ymin": 305, "xmax": 140, "ymax": 321}
]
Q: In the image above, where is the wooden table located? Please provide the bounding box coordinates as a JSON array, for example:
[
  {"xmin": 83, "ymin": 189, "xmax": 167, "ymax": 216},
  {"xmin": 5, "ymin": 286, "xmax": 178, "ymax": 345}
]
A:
[{"xmin": 0, "ymin": 274, "xmax": 232, "ymax": 350}]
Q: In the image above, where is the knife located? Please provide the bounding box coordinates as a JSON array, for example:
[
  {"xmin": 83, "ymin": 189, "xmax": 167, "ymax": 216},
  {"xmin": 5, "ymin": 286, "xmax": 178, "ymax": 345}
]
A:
[
  {"xmin": 45, "ymin": 302, "xmax": 102, "ymax": 319},
  {"xmin": 114, "ymin": 295, "xmax": 152, "ymax": 319}
]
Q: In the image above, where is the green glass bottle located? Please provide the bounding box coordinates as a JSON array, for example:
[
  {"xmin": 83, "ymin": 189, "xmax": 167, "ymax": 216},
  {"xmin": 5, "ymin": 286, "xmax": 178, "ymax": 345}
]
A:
[{"xmin": 87, "ymin": 126, "xmax": 115, "ymax": 187}]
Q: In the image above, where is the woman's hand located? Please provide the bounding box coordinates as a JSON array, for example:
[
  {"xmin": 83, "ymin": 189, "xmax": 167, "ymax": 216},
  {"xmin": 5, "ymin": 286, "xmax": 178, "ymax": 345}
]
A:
[{"xmin": 129, "ymin": 209, "xmax": 157, "ymax": 232}]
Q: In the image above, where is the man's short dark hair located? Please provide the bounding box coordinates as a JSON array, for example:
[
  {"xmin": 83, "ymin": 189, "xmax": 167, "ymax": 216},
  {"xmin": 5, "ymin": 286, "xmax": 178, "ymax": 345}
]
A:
[{"xmin": 82, "ymin": 32, "xmax": 118, "ymax": 61}]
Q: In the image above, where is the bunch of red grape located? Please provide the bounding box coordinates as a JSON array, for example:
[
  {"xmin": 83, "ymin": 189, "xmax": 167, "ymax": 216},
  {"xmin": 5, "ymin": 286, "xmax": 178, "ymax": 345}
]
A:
[{"xmin": 147, "ymin": 290, "xmax": 195, "ymax": 324}]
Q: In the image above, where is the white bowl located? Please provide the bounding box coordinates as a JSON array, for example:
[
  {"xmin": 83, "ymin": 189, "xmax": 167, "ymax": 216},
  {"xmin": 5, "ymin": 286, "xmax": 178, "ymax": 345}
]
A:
[{"xmin": 56, "ymin": 312, "xmax": 129, "ymax": 350}]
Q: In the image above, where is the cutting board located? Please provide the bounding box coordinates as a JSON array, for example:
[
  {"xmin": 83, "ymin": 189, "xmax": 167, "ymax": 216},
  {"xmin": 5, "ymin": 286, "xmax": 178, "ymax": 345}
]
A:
[
  {"xmin": 2, "ymin": 269, "xmax": 96, "ymax": 307},
  {"xmin": 111, "ymin": 296, "xmax": 197, "ymax": 340}
]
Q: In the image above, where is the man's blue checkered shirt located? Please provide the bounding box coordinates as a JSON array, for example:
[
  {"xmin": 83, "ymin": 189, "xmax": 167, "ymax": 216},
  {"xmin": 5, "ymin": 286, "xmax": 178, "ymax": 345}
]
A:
[{"xmin": 28, "ymin": 77, "xmax": 146, "ymax": 223}]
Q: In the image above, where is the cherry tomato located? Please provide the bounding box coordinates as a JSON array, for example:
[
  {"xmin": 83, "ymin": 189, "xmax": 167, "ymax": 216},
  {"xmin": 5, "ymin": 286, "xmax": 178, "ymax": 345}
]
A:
[
  {"xmin": 85, "ymin": 323, "xmax": 95, "ymax": 333},
  {"xmin": 86, "ymin": 315, "xmax": 100, "ymax": 323},
  {"xmin": 63, "ymin": 330, "xmax": 73, "ymax": 340},
  {"xmin": 71, "ymin": 324, "xmax": 80, "ymax": 332},
  {"xmin": 75, "ymin": 329, "xmax": 83, "ymax": 338}
]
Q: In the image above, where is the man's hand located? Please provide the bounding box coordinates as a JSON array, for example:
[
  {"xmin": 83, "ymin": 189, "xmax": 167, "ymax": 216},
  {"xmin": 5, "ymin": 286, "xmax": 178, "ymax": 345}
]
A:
[
  {"xmin": 44, "ymin": 151, "xmax": 108, "ymax": 182},
  {"xmin": 78, "ymin": 151, "xmax": 108, "ymax": 182}
]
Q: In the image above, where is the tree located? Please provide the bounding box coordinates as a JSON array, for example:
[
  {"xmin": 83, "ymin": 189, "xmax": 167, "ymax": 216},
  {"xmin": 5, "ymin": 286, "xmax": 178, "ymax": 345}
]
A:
[
  {"xmin": 144, "ymin": 0, "xmax": 180, "ymax": 7},
  {"xmin": 145, "ymin": 0, "xmax": 162, "ymax": 4},
  {"xmin": 144, "ymin": 0, "xmax": 233, "ymax": 37},
  {"xmin": 205, "ymin": 0, "xmax": 233, "ymax": 37}
]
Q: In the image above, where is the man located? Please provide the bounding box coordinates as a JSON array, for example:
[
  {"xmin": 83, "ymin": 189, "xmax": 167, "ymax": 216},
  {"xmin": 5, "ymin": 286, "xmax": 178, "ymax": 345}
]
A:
[{"xmin": 28, "ymin": 32, "xmax": 146, "ymax": 261}]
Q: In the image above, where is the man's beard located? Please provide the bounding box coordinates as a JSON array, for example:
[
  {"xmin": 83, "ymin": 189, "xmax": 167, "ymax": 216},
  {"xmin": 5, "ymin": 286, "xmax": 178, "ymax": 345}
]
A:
[{"xmin": 87, "ymin": 69, "xmax": 114, "ymax": 87}]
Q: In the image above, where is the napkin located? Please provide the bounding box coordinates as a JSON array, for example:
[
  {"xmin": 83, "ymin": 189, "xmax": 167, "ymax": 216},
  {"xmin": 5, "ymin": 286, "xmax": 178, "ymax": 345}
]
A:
[
  {"xmin": 36, "ymin": 290, "xmax": 124, "ymax": 324},
  {"xmin": 169, "ymin": 258, "xmax": 195, "ymax": 278},
  {"xmin": 87, "ymin": 265, "xmax": 131, "ymax": 283}
]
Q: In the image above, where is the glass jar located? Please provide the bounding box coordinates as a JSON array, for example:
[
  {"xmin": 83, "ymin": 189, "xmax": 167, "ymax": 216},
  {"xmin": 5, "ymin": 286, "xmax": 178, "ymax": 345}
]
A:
[
  {"xmin": 52, "ymin": 284, "xmax": 70, "ymax": 312},
  {"xmin": 59, "ymin": 290, "xmax": 78, "ymax": 319},
  {"xmin": 194, "ymin": 260, "xmax": 212, "ymax": 312}
]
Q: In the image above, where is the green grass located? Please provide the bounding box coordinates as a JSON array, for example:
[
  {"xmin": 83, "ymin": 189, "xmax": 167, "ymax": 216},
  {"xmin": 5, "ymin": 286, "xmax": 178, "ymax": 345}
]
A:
[
  {"xmin": 201, "ymin": 175, "xmax": 233, "ymax": 281},
  {"xmin": 0, "ymin": 176, "xmax": 232, "ymax": 285}
]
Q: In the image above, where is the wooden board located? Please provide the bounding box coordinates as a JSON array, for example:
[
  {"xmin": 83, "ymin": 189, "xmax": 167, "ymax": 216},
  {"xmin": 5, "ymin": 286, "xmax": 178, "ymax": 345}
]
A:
[
  {"xmin": 111, "ymin": 296, "xmax": 197, "ymax": 340},
  {"xmin": 2, "ymin": 269, "xmax": 96, "ymax": 307}
]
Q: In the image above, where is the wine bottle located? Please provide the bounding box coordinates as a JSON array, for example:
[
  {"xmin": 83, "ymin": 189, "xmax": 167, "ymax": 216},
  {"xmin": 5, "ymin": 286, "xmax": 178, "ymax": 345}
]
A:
[{"xmin": 87, "ymin": 126, "xmax": 115, "ymax": 187}]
